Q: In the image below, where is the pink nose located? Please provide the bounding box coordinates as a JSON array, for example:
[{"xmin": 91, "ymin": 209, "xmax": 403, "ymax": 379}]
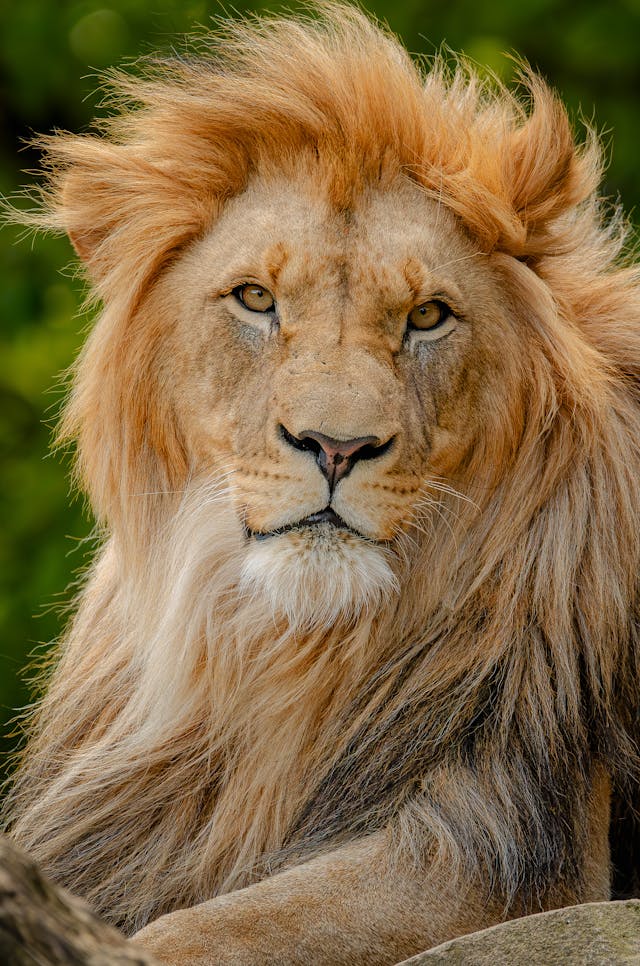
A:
[{"xmin": 280, "ymin": 426, "xmax": 394, "ymax": 490}]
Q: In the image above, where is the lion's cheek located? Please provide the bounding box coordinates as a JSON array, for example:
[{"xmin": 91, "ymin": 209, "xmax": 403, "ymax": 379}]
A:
[
  {"xmin": 235, "ymin": 472, "xmax": 328, "ymax": 535},
  {"xmin": 332, "ymin": 477, "xmax": 418, "ymax": 542},
  {"xmin": 427, "ymin": 424, "xmax": 477, "ymax": 479}
]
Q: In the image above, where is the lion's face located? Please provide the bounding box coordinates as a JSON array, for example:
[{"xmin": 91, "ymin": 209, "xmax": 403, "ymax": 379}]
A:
[{"xmin": 156, "ymin": 172, "xmax": 523, "ymax": 622}]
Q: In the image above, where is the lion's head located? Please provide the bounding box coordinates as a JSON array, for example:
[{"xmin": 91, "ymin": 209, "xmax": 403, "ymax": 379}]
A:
[
  {"xmin": 44, "ymin": 9, "xmax": 612, "ymax": 632},
  {"xmin": 6, "ymin": 4, "xmax": 640, "ymax": 934}
]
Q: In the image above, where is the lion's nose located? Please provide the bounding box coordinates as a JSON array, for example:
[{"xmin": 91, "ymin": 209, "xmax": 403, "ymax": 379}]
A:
[{"xmin": 280, "ymin": 425, "xmax": 394, "ymax": 490}]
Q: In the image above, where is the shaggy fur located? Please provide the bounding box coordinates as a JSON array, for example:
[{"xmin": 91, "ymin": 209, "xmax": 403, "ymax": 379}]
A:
[{"xmin": 4, "ymin": 3, "xmax": 640, "ymax": 953}]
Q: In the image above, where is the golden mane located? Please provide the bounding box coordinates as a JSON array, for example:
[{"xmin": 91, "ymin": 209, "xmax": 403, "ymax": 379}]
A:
[
  {"xmin": 4, "ymin": 4, "xmax": 640, "ymax": 938},
  {"xmin": 26, "ymin": 5, "xmax": 626, "ymax": 531}
]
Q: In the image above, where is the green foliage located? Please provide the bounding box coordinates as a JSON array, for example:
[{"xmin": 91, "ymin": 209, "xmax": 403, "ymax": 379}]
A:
[{"xmin": 1, "ymin": 0, "xmax": 639, "ymax": 775}]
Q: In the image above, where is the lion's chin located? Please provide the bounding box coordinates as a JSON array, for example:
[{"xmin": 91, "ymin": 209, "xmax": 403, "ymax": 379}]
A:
[{"xmin": 239, "ymin": 524, "xmax": 398, "ymax": 630}]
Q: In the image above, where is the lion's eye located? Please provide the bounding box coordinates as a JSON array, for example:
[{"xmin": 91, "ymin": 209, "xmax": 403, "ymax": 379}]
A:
[
  {"xmin": 407, "ymin": 300, "xmax": 451, "ymax": 331},
  {"xmin": 233, "ymin": 284, "xmax": 275, "ymax": 313}
]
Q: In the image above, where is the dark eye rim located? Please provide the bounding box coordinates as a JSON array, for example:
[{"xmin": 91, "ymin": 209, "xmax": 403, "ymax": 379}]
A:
[
  {"xmin": 407, "ymin": 298, "xmax": 455, "ymax": 332},
  {"xmin": 232, "ymin": 283, "xmax": 276, "ymax": 314}
]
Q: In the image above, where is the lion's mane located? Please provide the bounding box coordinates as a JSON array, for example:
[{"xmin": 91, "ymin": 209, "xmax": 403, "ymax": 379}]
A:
[{"xmin": 4, "ymin": 5, "xmax": 640, "ymax": 933}]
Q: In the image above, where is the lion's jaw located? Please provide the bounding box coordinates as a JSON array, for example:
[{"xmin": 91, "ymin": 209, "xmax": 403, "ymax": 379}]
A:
[{"xmin": 239, "ymin": 525, "xmax": 397, "ymax": 629}]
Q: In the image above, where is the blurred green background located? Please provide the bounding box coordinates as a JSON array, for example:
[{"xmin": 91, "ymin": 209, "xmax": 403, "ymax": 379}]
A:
[{"xmin": 1, "ymin": 0, "xmax": 640, "ymax": 778}]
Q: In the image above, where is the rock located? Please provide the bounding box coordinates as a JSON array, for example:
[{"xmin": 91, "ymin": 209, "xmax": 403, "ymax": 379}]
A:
[
  {"xmin": 0, "ymin": 834, "xmax": 157, "ymax": 965},
  {"xmin": 398, "ymin": 900, "xmax": 640, "ymax": 965}
]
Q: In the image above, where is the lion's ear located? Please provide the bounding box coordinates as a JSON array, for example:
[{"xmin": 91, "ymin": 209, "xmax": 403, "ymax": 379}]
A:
[
  {"xmin": 502, "ymin": 77, "xmax": 601, "ymax": 256},
  {"xmin": 433, "ymin": 73, "xmax": 602, "ymax": 258},
  {"xmin": 39, "ymin": 135, "xmax": 205, "ymax": 292},
  {"xmin": 39, "ymin": 135, "xmax": 201, "ymax": 532},
  {"xmin": 44, "ymin": 139, "xmax": 136, "ymax": 276},
  {"xmin": 60, "ymin": 160, "xmax": 107, "ymax": 264},
  {"xmin": 64, "ymin": 183, "xmax": 105, "ymax": 266}
]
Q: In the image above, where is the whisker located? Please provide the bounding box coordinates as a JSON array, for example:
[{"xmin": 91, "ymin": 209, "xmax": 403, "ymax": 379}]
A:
[
  {"xmin": 408, "ymin": 490, "xmax": 461, "ymax": 552},
  {"xmin": 429, "ymin": 250, "xmax": 486, "ymax": 274},
  {"xmin": 421, "ymin": 479, "xmax": 480, "ymax": 511}
]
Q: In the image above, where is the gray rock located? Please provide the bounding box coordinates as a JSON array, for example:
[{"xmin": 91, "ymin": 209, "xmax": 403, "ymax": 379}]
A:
[
  {"xmin": 0, "ymin": 834, "xmax": 158, "ymax": 965},
  {"xmin": 398, "ymin": 900, "xmax": 640, "ymax": 965}
]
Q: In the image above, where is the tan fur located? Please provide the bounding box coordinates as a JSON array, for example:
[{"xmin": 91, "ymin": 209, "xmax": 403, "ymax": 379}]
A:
[{"xmin": 4, "ymin": 6, "xmax": 640, "ymax": 963}]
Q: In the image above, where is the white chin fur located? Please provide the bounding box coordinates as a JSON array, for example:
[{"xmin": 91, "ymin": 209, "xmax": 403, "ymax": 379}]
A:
[{"xmin": 239, "ymin": 525, "xmax": 398, "ymax": 629}]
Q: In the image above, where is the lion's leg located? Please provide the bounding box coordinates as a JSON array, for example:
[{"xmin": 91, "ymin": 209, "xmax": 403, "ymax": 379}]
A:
[
  {"xmin": 132, "ymin": 831, "xmax": 503, "ymax": 965},
  {"xmin": 132, "ymin": 768, "xmax": 612, "ymax": 966}
]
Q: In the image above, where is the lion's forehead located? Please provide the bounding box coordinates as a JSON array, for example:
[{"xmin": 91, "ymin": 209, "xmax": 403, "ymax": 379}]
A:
[{"xmin": 193, "ymin": 174, "xmax": 481, "ymax": 314}]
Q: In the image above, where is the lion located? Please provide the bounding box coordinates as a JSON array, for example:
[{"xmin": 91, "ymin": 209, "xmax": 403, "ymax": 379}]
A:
[{"xmin": 3, "ymin": 5, "xmax": 640, "ymax": 964}]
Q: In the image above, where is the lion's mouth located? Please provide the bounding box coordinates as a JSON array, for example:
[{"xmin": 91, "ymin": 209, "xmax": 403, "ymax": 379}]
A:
[{"xmin": 249, "ymin": 507, "xmax": 357, "ymax": 541}]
